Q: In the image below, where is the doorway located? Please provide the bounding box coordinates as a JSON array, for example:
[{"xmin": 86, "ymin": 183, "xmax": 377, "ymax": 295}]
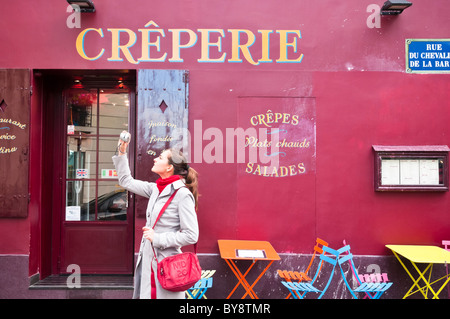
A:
[
  {"xmin": 61, "ymin": 87, "xmax": 134, "ymax": 274},
  {"xmin": 36, "ymin": 69, "xmax": 189, "ymax": 278},
  {"xmin": 40, "ymin": 70, "xmax": 136, "ymax": 275}
]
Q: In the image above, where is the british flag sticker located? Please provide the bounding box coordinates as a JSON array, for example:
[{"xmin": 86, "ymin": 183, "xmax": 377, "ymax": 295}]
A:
[{"xmin": 76, "ymin": 169, "xmax": 88, "ymax": 179}]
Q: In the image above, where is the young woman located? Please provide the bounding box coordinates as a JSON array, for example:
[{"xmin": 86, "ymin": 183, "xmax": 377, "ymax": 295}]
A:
[{"xmin": 113, "ymin": 133, "xmax": 199, "ymax": 299}]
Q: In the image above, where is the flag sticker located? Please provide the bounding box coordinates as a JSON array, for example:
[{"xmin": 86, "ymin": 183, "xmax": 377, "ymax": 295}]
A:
[
  {"xmin": 76, "ymin": 169, "xmax": 88, "ymax": 179},
  {"xmin": 101, "ymin": 169, "xmax": 118, "ymax": 179}
]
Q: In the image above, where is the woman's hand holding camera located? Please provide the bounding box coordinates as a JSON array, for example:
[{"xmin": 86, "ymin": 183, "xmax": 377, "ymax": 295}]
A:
[{"xmin": 117, "ymin": 131, "xmax": 130, "ymax": 155}]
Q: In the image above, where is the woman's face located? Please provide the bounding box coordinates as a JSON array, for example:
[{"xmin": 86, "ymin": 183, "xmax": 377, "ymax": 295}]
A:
[{"xmin": 152, "ymin": 150, "xmax": 173, "ymax": 177}]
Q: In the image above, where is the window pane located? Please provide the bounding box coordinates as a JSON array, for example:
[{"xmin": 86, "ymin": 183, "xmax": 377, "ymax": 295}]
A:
[
  {"xmin": 99, "ymin": 90, "xmax": 129, "ymax": 135},
  {"xmin": 66, "ymin": 181, "xmax": 96, "ymax": 221},
  {"xmin": 67, "ymin": 136, "xmax": 97, "ymax": 179},
  {"xmin": 98, "ymin": 137, "xmax": 120, "ymax": 179},
  {"xmin": 67, "ymin": 89, "xmax": 98, "ymax": 134},
  {"xmin": 97, "ymin": 182, "xmax": 128, "ymax": 221},
  {"xmin": 65, "ymin": 87, "xmax": 130, "ymax": 223}
]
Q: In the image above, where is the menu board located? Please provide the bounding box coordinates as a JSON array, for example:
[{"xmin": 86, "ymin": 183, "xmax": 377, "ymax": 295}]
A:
[
  {"xmin": 236, "ymin": 249, "xmax": 266, "ymax": 259},
  {"xmin": 381, "ymin": 158, "xmax": 440, "ymax": 185}
]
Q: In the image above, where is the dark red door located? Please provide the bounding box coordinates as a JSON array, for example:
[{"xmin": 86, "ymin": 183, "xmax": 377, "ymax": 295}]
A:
[{"xmin": 59, "ymin": 87, "xmax": 134, "ymax": 274}]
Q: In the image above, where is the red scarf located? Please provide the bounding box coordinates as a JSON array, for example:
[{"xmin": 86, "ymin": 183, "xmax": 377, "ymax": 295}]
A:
[{"xmin": 156, "ymin": 175, "xmax": 180, "ymax": 193}]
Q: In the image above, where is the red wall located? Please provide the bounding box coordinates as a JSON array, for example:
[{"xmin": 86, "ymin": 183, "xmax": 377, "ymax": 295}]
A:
[
  {"xmin": 0, "ymin": 0, "xmax": 449, "ymax": 259},
  {"xmin": 314, "ymin": 72, "xmax": 450, "ymax": 254}
]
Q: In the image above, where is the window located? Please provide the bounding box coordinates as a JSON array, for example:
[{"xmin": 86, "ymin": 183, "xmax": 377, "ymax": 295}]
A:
[
  {"xmin": 65, "ymin": 88, "xmax": 130, "ymax": 221},
  {"xmin": 373, "ymin": 145, "xmax": 450, "ymax": 191}
]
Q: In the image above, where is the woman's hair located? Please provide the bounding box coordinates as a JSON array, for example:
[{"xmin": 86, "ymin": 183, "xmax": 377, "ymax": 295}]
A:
[{"xmin": 167, "ymin": 148, "xmax": 199, "ymax": 210}]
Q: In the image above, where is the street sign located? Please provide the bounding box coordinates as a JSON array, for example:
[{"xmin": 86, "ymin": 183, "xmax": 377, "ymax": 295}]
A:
[{"xmin": 406, "ymin": 39, "xmax": 450, "ymax": 73}]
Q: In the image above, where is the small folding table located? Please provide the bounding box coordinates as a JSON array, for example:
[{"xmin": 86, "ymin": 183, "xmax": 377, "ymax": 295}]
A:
[
  {"xmin": 386, "ymin": 244, "xmax": 450, "ymax": 299},
  {"xmin": 218, "ymin": 239, "xmax": 280, "ymax": 299}
]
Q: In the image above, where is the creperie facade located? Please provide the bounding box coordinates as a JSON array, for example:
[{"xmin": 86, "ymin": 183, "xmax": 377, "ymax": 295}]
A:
[{"xmin": 1, "ymin": 0, "xmax": 450, "ymax": 299}]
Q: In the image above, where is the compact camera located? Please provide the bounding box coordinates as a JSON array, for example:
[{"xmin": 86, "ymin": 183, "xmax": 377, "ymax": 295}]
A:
[{"xmin": 120, "ymin": 131, "xmax": 131, "ymax": 143}]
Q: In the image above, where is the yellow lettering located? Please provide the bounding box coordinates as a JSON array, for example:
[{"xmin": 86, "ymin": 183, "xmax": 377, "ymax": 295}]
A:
[
  {"xmin": 197, "ymin": 29, "xmax": 226, "ymax": 63},
  {"xmin": 271, "ymin": 166, "xmax": 279, "ymax": 177},
  {"xmin": 76, "ymin": 28, "xmax": 105, "ymax": 61},
  {"xmin": 282, "ymin": 113, "xmax": 291, "ymax": 124},
  {"xmin": 298, "ymin": 162, "xmax": 306, "ymax": 174},
  {"xmin": 74, "ymin": 25, "xmax": 306, "ymax": 66},
  {"xmin": 0, "ymin": 118, "xmax": 26, "ymax": 129},
  {"xmin": 276, "ymin": 30, "xmax": 303, "ymax": 63},
  {"xmin": 257, "ymin": 113, "xmax": 270, "ymax": 127},
  {"xmin": 228, "ymin": 29, "xmax": 258, "ymax": 65},
  {"xmin": 279, "ymin": 166, "xmax": 289, "ymax": 177},
  {"xmin": 275, "ymin": 113, "xmax": 283, "ymax": 123},
  {"xmin": 258, "ymin": 30, "xmax": 273, "ymax": 63},
  {"xmin": 107, "ymin": 28, "xmax": 138, "ymax": 64},
  {"xmin": 168, "ymin": 29, "xmax": 198, "ymax": 62},
  {"xmin": 0, "ymin": 133, "xmax": 16, "ymax": 140},
  {"xmin": 289, "ymin": 165, "xmax": 297, "ymax": 176},
  {"xmin": 138, "ymin": 21, "xmax": 167, "ymax": 62},
  {"xmin": 253, "ymin": 164, "xmax": 261, "ymax": 175},
  {"xmin": 0, "ymin": 146, "xmax": 18, "ymax": 154}
]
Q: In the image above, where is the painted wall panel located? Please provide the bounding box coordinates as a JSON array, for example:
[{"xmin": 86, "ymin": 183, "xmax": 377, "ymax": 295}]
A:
[{"xmin": 0, "ymin": 69, "xmax": 30, "ymax": 218}]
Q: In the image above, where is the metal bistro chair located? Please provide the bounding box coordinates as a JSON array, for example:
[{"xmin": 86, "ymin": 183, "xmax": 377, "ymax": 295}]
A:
[
  {"xmin": 186, "ymin": 270, "xmax": 216, "ymax": 299},
  {"xmin": 357, "ymin": 273, "xmax": 391, "ymax": 299},
  {"xmin": 186, "ymin": 278, "xmax": 213, "ymax": 299},
  {"xmin": 277, "ymin": 238, "xmax": 329, "ymax": 299},
  {"xmin": 337, "ymin": 244, "xmax": 393, "ymax": 299},
  {"xmin": 341, "ymin": 240, "xmax": 392, "ymax": 299},
  {"xmin": 280, "ymin": 245, "xmax": 340, "ymax": 299}
]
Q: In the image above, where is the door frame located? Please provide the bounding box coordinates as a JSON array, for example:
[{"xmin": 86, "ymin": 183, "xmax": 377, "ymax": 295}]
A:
[{"xmin": 36, "ymin": 69, "xmax": 136, "ymax": 276}]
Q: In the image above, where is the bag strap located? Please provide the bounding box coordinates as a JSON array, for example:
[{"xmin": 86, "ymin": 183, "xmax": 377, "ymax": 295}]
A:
[
  {"xmin": 151, "ymin": 189, "xmax": 179, "ymax": 230},
  {"xmin": 150, "ymin": 187, "xmax": 198, "ymax": 261}
]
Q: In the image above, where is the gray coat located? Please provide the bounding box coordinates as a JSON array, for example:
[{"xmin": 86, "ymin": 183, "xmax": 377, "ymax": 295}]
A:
[{"xmin": 112, "ymin": 154, "xmax": 199, "ymax": 299}]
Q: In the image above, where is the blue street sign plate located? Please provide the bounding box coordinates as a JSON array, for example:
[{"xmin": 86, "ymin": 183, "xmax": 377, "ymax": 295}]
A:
[{"xmin": 406, "ymin": 39, "xmax": 450, "ymax": 73}]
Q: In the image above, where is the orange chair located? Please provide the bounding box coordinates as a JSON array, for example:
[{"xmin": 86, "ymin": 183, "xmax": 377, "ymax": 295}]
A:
[{"xmin": 277, "ymin": 238, "xmax": 329, "ymax": 299}]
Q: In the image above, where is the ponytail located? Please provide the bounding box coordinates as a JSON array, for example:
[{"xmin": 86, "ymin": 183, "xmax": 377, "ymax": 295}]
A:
[{"xmin": 185, "ymin": 167, "xmax": 199, "ymax": 210}]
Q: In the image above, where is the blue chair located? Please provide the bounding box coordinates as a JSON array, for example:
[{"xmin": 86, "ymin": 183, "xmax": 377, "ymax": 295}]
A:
[
  {"xmin": 280, "ymin": 245, "xmax": 340, "ymax": 299},
  {"xmin": 337, "ymin": 245, "xmax": 393, "ymax": 299},
  {"xmin": 186, "ymin": 278, "xmax": 213, "ymax": 299}
]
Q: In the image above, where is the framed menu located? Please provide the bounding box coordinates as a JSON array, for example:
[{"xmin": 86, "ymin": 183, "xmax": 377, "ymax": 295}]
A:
[
  {"xmin": 236, "ymin": 249, "xmax": 267, "ymax": 259},
  {"xmin": 373, "ymin": 145, "xmax": 449, "ymax": 191}
]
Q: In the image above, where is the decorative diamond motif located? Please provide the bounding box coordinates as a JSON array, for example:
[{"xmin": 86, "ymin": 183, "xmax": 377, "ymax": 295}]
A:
[
  {"xmin": 159, "ymin": 100, "xmax": 168, "ymax": 113},
  {"xmin": 0, "ymin": 99, "xmax": 7, "ymax": 112}
]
